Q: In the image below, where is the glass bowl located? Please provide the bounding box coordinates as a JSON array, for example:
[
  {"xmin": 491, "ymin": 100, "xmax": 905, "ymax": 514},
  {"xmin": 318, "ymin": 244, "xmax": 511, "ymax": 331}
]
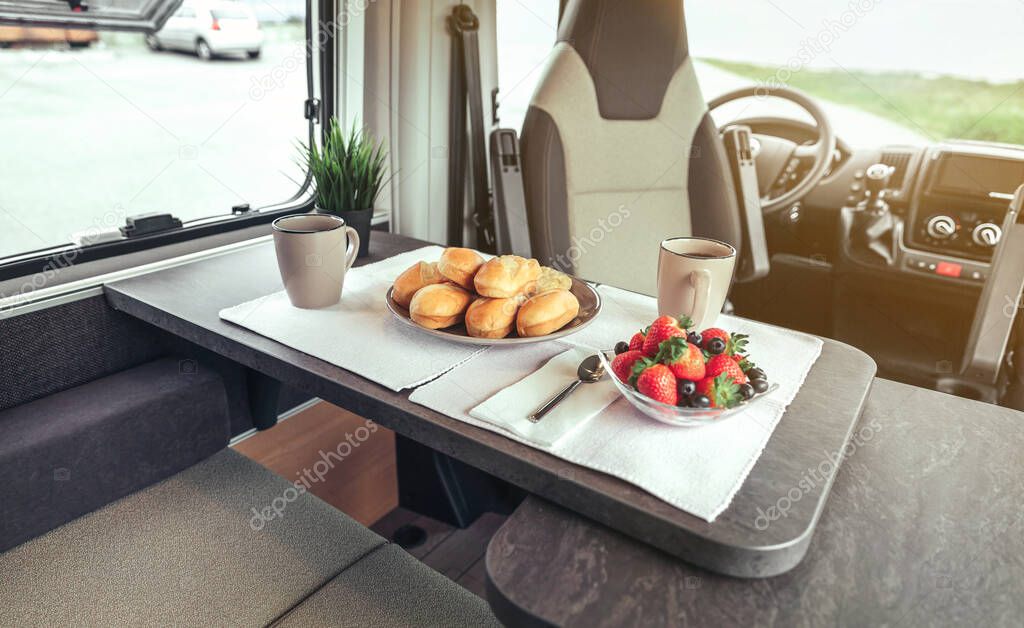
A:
[{"xmin": 598, "ymin": 351, "xmax": 779, "ymax": 427}]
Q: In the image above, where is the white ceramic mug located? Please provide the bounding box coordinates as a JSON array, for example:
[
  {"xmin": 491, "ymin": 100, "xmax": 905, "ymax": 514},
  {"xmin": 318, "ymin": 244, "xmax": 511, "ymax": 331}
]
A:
[
  {"xmin": 272, "ymin": 214, "xmax": 360, "ymax": 309},
  {"xmin": 656, "ymin": 237, "xmax": 736, "ymax": 329}
]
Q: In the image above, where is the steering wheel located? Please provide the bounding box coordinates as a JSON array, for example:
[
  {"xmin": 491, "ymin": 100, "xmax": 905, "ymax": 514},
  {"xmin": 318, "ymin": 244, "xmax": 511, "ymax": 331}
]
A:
[{"xmin": 707, "ymin": 86, "xmax": 837, "ymax": 215}]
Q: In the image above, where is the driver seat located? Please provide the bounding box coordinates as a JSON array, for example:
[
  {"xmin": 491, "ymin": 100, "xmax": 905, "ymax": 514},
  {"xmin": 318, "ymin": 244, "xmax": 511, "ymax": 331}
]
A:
[{"xmin": 521, "ymin": 0, "xmax": 741, "ymax": 295}]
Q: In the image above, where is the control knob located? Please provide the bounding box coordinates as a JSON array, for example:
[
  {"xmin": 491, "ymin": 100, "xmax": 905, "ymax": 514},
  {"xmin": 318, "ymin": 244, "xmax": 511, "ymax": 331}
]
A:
[
  {"xmin": 972, "ymin": 222, "xmax": 1002, "ymax": 247},
  {"xmin": 926, "ymin": 215, "xmax": 957, "ymax": 239}
]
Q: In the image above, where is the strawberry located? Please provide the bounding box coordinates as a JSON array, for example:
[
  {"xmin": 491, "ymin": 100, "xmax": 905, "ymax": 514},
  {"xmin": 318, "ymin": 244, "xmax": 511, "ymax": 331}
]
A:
[
  {"xmin": 628, "ymin": 331, "xmax": 646, "ymax": 352},
  {"xmin": 701, "ymin": 327, "xmax": 729, "ymax": 348},
  {"xmin": 642, "ymin": 316, "xmax": 685, "ymax": 356},
  {"xmin": 702, "ymin": 329, "xmax": 749, "ymax": 357},
  {"xmin": 655, "ymin": 336, "xmax": 706, "ymax": 381},
  {"xmin": 636, "ymin": 363, "xmax": 678, "ymax": 406},
  {"xmin": 696, "ymin": 373, "xmax": 743, "ymax": 408},
  {"xmin": 706, "ymin": 354, "xmax": 749, "ymax": 385},
  {"xmin": 611, "ymin": 350, "xmax": 645, "ymax": 383}
]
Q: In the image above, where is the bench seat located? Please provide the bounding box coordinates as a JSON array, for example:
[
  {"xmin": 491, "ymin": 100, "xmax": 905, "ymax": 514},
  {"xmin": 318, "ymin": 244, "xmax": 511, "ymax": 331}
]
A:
[{"xmin": 0, "ymin": 448, "xmax": 499, "ymax": 627}]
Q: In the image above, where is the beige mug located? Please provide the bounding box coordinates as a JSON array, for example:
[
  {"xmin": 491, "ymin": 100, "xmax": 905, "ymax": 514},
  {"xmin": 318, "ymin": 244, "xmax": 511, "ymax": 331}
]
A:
[
  {"xmin": 272, "ymin": 214, "xmax": 360, "ymax": 309},
  {"xmin": 657, "ymin": 237, "xmax": 736, "ymax": 329}
]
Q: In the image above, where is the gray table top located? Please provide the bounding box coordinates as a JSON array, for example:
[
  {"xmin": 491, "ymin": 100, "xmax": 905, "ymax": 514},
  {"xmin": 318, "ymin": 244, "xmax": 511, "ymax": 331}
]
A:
[
  {"xmin": 486, "ymin": 378, "xmax": 1024, "ymax": 627},
  {"xmin": 104, "ymin": 232, "xmax": 880, "ymax": 578}
]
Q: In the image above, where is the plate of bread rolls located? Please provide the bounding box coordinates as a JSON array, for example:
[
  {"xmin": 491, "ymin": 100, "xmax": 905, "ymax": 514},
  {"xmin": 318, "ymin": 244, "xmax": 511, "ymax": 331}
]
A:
[{"xmin": 386, "ymin": 247, "xmax": 602, "ymax": 345}]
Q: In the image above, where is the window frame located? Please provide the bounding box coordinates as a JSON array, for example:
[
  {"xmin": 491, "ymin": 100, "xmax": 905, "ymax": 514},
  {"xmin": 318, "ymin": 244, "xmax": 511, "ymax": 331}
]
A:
[
  {"xmin": 0, "ymin": 0, "xmax": 329, "ymax": 284},
  {"xmin": 0, "ymin": 0, "xmax": 183, "ymax": 33}
]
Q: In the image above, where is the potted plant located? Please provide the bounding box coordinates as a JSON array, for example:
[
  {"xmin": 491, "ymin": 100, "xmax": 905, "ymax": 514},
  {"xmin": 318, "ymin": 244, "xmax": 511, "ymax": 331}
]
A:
[{"xmin": 299, "ymin": 118, "xmax": 389, "ymax": 258}]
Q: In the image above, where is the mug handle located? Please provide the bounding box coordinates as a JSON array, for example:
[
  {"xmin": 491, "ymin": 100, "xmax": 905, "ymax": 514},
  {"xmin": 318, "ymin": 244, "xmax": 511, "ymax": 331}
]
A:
[
  {"xmin": 689, "ymin": 269, "xmax": 712, "ymax": 328},
  {"xmin": 344, "ymin": 226, "xmax": 360, "ymax": 271}
]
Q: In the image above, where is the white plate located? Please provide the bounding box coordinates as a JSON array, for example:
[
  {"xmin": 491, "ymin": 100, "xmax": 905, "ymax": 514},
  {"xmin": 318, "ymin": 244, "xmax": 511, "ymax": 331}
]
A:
[{"xmin": 385, "ymin": 277, "xmax": 602, "ymax": 346}]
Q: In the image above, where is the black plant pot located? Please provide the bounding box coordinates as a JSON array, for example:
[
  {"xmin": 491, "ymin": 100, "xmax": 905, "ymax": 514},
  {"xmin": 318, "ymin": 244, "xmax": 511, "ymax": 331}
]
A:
[{"xmin": 318, "ymin": 207, "xmax": 372, "ymax": 258}]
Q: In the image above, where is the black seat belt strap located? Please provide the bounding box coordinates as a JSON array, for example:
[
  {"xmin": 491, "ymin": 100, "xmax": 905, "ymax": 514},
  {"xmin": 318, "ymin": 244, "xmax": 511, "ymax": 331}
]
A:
[{"xmin": 448, "ymin": 5, "xmax": 496, "ymax": 252}]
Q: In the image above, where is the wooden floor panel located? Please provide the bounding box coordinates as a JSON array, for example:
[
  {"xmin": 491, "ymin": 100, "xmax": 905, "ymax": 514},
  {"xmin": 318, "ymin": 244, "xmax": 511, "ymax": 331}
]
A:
[{"xmin": 233, "ymin": 401, "xmax": 398, "ymax": 526}]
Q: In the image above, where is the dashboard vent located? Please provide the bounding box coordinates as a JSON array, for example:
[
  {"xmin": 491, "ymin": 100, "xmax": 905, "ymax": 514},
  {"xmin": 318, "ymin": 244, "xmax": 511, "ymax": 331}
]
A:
[{"xmin": 880, "ymin": 151, "xmax": 911, "ymax": 188}]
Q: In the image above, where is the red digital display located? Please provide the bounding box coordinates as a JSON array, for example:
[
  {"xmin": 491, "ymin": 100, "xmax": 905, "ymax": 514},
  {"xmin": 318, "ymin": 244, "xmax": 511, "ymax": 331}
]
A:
[{"xmin": 935, "ymin": 262, "xmax": 962, "ymax": 277}]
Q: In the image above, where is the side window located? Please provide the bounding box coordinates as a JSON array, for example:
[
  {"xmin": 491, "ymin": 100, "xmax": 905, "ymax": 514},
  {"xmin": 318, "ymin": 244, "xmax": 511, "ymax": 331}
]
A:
[
  {"xmin": 0, "ymin": 0, "xmax": 310, "ymax": 260},
  {"xmin": 495, "ymin": 0, "xmax": 559, "ymax": 133}
]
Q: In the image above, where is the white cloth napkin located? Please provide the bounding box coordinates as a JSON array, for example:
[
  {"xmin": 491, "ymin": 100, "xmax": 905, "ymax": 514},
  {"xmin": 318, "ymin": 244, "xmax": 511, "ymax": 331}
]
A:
[
  {"xmin": 409, "ymin": 285, "xmax": 823, "ymax": 520},
  {"xmin": 219, "ymin": 246, "xmax": 485, "ymax": 391},
  {"xmin": 469, "ymin": 345, "xmax": 620, "ymax": 447}
]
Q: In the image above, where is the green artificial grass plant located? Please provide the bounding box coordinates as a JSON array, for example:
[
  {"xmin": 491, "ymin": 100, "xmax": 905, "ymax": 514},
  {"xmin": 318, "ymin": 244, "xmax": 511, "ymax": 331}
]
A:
[{"xmin": 300, "ymin": 118, "xmax": 390, "ymax": 214}]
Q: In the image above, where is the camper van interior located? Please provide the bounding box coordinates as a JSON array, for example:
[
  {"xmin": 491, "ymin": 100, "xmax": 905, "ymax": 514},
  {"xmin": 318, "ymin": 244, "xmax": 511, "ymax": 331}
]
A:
[{"xmin": 1, "ymin": 0, "xmax": 1022, "ymax": 625}]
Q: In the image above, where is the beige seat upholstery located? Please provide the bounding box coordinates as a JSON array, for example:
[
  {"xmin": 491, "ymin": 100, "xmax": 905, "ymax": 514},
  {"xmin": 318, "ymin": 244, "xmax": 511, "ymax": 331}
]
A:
[
  {"xmin": 0, "ymin": 448, "xmax": 498, "ymax": 627},
  {"xmin": 521, "ymin": 0, "xmax": 741, "ymax": 294}
]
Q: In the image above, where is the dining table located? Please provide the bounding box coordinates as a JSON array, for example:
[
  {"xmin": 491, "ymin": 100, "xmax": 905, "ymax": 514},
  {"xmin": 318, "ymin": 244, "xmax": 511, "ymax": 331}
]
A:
[{"xmin": 103, "ymin": 230, "xmax": 1024, "ymax": 625}]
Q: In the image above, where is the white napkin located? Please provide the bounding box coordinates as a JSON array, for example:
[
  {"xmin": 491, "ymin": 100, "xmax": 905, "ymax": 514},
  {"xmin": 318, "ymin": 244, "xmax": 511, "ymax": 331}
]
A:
[
  {"xmin": 409, "ymin": 285, "xmax": 823, "ymax": 521},
  {"xmin": 219, "ymin": 246, "xmax": 485, "ymax": 391},
  {"xmin": 469, "ymin": 345, "xmax": 620, "ymax": 447}
]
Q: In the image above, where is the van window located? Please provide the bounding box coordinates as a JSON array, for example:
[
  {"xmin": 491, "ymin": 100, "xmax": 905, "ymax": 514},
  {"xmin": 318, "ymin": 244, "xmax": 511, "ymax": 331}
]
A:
[
  {"xmin": 495, "ymin": 0, "xmax": 559, "ymax": 133},
  {"xmin": 0, "ymin": 1, "xmax": 309, "ymax": 260},
  {"xmin": 210, "ymin": 7, "xmax": 250, "ymax": 20}
]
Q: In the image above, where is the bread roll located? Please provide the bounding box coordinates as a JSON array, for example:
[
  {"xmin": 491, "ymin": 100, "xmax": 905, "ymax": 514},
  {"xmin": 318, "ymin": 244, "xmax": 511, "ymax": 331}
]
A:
[
  {"xmin": 392, "ymin": 261, "xmax": 446, "ymax": 308},
  {"xmin": 532, "ymin": 266, "xmax": 572, "ymax": 294},
  {"xmin": 474, "ymin": 255, "xmax": 541, "ymax": 298},
  {"xmin": 438, "ymin": 247, "xmax": 485, "ymax": 290},
  {"xmin": 516, "ymin": 289, "xmax": 580, "ymax": 337},
  {"xmin": 409, "ymin": 283, "xmax": 473, "ymax": 329},
  {"xmin": 465, "ymin": 296, "xmax": 523, "ymax": 339}
]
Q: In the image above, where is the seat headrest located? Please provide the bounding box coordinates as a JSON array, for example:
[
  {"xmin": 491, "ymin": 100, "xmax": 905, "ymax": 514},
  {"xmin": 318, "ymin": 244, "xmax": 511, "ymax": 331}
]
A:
[{"xmin": 557, "ymin": 0, "xmax": 688, "ymax": 120}]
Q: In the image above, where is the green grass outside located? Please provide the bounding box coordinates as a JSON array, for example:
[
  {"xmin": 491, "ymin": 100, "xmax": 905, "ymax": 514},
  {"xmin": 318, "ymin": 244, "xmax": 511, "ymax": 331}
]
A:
[{"xmin": 702, "ymin": 58, "xmax": 1024, "ymax": 145}]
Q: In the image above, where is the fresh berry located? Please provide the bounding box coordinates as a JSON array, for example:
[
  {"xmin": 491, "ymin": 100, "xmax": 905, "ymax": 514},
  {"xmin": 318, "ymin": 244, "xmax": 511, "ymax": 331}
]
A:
[
  {"xmin": 696, "ymin": 373, "xmax": 743, "ymax": 408},
  {"xmin": 691, "ymin": 394, "xmax": 712, "ymax": 408},
  {"xmin": 636, "ymin": 364, "xmax": 678, "ymax": 406},
  {"xmin": 706, "ymin": 354, "xmax": 748, "ymax": 385},
  {"xmin": 642, "ymin": 317, "xmax": 685, "ymax": 356},
  {"xmin": 751, "ymin": 378, "xmax": 769, "ymax": 394},
  {"xmin": 677, "ymin": 395, "xmax": 692, "ymax": 408},
  {"xmin": 611, "ymin": 350, "xmax": 645, "ymax": 383},
  {"xmin": 614, "ymin": 341, "xmax": 629, "ymax": 355},
  {"xmin": 677, "ymin": 379, "xmax": 696, "ymax": 398},
  {"xmin": 746, "ymin": 367, "xmax": 766, "ymax": 381},
  {"xmin": 705, "ymin": 337, "xmax": 726, "ymax": 355},
  {"xmin": 701, "ymin": 328, "xmax": 730, "ymax": 348},
  {"xmin": 656, "ymin": 337, "xmax": 706, "ymax": 381},
  {"xmin": 628, "ymin": 331, "xmax": 646, "ymax": 352},
  {"xmin": 686, "ymin": 331, "xmax": 702, "ymax": 346},
  {"xmin": 738, "ymin": 383, "xmax": 755, "ymax": 400}
]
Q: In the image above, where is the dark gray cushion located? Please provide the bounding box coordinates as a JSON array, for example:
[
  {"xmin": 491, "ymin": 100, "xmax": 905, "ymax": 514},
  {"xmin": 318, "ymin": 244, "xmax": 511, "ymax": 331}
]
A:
[
  {"xmin": 0, "ymin": 448, "xmax": 387, "ymax": 626},
  {"xmin": 0, "ymin": 357, "xmax": 230, "ymax": 551},
  {"xmin": 274, "ymin": 543, "xmax": 501, "ymax": 628}
]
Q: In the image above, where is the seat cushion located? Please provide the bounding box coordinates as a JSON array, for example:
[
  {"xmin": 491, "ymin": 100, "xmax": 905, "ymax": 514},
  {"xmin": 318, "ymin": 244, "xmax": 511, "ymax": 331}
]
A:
[
  {"xmin": 0, "ymin": 448, "xmax": 386, "ymax": 626},
  {"xmin": 274, "ymin": 543, "xmax": 500, "ymax": 628},
  {"xmin": 0, "ymin": 357, "xmax": 230, "ymax": 551}
]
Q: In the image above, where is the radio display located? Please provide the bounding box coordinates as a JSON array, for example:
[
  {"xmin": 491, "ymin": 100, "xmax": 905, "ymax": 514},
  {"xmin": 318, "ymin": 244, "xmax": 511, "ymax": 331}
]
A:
[{"xmin": 931, "ymin": 153, "xmax": 1024, "ymax": 198}]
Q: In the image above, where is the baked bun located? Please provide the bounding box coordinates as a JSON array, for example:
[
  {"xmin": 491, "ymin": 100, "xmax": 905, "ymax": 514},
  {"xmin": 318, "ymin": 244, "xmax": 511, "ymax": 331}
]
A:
[
  {"xmin": 532, "ymin": 266, "xmax": 572, "ymax": 294},
  {"xmin": 409, "ymin": 283, "xmax": 473, "ymax": 329},
  {"xmin": 465, "ymin": 296, "xmax": 523, "ymax": 339},
  {"xmin": 516, "ymin": 289, "xmax": 580, "ymax": 337},
  {"xmin": 474, "ymin": 255, "xmax": 542, "ymax": 298},
  {"xmin": 438, "ymin": 247, "xmax": 485, "ymax": 290},
  {"xmin": 392, "ymin": 261, "xmax": 446, "ymax": 308}
]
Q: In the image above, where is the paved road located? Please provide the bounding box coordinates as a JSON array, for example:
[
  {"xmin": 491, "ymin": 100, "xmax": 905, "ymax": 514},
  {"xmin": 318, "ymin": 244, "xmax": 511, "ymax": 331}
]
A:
[{"xmin": 0, "ymin": 38, "xmax": 308, "ymax": 258}]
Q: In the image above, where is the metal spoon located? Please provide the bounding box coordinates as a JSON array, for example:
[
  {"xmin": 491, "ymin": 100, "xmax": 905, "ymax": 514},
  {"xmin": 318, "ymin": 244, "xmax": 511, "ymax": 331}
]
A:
[{"xmin": 527, "ymin": 354, "xmax": 605, "ymax": 423}]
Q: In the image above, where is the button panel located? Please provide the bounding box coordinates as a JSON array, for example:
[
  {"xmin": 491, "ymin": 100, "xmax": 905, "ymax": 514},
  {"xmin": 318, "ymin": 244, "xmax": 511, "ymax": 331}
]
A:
[{"xmin": 903, "ymin": 255, "xmax": 986, "ymax": 282}]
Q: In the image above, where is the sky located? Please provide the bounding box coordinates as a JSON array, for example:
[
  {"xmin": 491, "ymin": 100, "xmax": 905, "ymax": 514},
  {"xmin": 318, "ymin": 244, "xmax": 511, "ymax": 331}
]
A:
[{"xmin": 686, "ymin": 0, "xmax": 1024, "ymax": 83}]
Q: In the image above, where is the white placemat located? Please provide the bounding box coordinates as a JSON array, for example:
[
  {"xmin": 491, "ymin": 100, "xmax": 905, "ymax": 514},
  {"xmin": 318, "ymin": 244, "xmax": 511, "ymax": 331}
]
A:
[
  {"xmin": 219, "ymin": 246, "xmax": 485, "ymax": 391},
  {"xmin": 409, "ymin": 285, "xmax": 823, "ymax": 520}
]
